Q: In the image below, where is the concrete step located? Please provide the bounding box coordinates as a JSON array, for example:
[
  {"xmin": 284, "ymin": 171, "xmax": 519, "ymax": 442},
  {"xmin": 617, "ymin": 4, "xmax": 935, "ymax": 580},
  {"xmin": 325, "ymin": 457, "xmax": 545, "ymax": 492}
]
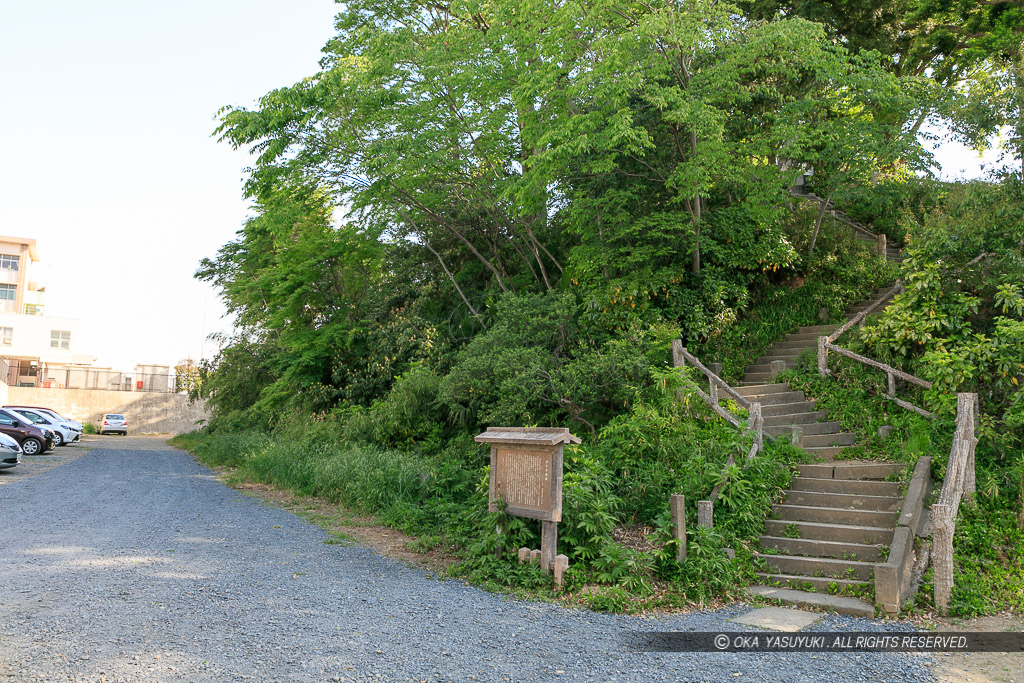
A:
[
  {"xmin": 758, "ymin": 536, "xmax": 886, "ymax": 562},
  {"xmin": 747, "ymin": 585, "xmax": 874, "ymax": 618},
  {"xmin": 797, "ymin": 462, "xmax": 905, "ymax": 480},
  {"xmin": 754, "ymin": 553, "xmax": 876, "ymax": 580},
  {"xmin": 800, "ymin": 432, "xmax": 856, "ymax": 448},
  {"xmin": 783, "ymin": 490, "xmax": 902, "ymax": 512},
  {"xmin": 763, "ymin": 411, "xmax": 830, "ymax": 426},
  {"xmin": 772, "ymin": 504, "xmax": 900, "ymax": 527},
  {"xmin": 742, "ymin": 373, "xmax": 774, "ymax": 384},
  {"xmin": 763, "ymin": 519, "xmax": 895, "ymax": 545},
  {"xmin": 765, "ymin": 421, "xmax": 842, "ymax": 438},
  {"xmin": 789, "ymin": 477, "xmax": 900, "ymax": 497},
  {"xmin": 734, "ymin": 383, "xmax": 790, "ymax": 397},
  {"xmin": 761, "ymin": 401, "xmax": 817, "ymax": 418}
]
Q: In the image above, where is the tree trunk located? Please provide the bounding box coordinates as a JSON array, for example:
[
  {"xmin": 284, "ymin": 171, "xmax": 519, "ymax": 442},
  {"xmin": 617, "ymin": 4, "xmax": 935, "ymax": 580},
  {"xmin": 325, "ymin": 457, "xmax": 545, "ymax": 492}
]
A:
[
  {"xmin": 690, "ymin": 130, "xmax": 701, "ymax": 275},
  {"xmin": 807, "ymin": 192, "xmax": 833, "ymax": 258}
]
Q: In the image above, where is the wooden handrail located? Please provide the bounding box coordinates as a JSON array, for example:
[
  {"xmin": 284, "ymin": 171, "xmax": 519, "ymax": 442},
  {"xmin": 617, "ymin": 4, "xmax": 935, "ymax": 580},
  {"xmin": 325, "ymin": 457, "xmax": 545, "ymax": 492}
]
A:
[
  {"xmin": 672, "ymin": 340, "xmax": 766, "ymax": 533},
  {"xmin": 827, "ymin": 282, "xmax": 903, "ymax": 343},
  {"xmin": 672, "ymin": 342, "xmax": 751, "ymax": 409}
]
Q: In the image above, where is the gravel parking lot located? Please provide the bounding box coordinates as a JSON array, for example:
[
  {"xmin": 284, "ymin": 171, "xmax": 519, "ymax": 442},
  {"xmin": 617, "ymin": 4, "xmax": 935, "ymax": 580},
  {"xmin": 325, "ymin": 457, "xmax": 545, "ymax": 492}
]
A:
[{"xmin": 0, "ymin": 437, "xmax": 938, "ymax": 682}]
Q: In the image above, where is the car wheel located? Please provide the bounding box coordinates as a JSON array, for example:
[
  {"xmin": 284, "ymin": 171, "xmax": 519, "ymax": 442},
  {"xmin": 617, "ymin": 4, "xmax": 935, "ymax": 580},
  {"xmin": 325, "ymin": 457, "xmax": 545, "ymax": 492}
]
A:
[
  {"xmin": 22, "ymin": 438, "xmax": 42, "ymax": 455},
  {"xmin": 52, "ymin": 432, "xmax": 64, "ymax": 447}
]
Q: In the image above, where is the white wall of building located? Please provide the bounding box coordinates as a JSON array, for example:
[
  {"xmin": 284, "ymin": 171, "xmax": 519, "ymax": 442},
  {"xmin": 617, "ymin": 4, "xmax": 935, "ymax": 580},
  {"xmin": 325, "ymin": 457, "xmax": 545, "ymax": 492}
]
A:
[{"xmin": 0, "ymin": 312, "xmax": 81, "ymax": 364}]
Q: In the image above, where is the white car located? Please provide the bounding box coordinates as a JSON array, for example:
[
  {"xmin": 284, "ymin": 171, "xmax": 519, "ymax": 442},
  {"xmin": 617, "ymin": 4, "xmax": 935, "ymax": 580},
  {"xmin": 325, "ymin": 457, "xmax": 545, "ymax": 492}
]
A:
[
  {"xmin": 5, "ymin": 406, "xmax": 83, "ymax": 432},
  {"xmin": 0, "ymin": 432, "xmax": 22, "ymax": 469},
  {"xmin": 99, "ymin": 414, "xmax": 128, "ymax": 436},
  {"xmin": 8, "ymin": 408, "xmax": 79, "ymax": 447},
  {"xmin": 4, "ymin": 406, "xmax": 83, "ymax": 444}
]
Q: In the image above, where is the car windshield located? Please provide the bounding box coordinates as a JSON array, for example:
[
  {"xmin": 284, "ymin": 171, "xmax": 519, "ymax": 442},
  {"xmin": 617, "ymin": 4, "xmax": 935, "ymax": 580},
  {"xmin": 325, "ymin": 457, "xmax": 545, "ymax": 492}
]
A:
[{"xmin": 18, "ymin": 412, "xmax": 45, "ymax": 423}]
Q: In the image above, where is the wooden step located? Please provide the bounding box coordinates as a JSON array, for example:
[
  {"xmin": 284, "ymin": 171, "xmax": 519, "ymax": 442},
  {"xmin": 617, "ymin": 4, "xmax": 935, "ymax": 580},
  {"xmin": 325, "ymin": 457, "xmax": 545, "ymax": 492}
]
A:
[
  {"xmin": 734, "ymin": 383, "xmax": 790, "ymax": 397},
  {"xmin": 754, "ymin": 553, "xmax": 876, "ymax": 580},
  {"xmin": 761, "ymin": 401, "xmax": 817, "ymax": 417},
  {"xmin": 763, "ymin": 411, "xmax": 830, "ymax": 426},
  {"xmin": 802, "ymin": 445, "xmax": 853, "ymax": 459},
  {"xmin": 800, "ymin": 432, "xmax": 856, "ymax": 448},
  {"xmin": 789, "ymin": 477, "xmax": 900, "ymax": 497},
  {"xmin": 797, "ymin": 462, "xmax": 905, "ymax": 480},
  {"xmin": 783, "ymin": 490, "xmax": 902, "ymax": 512},
  {"xmin": 763, "ymin": 519, "xmax": 895, "ymax": 545},
  {"xmin": 740, "ymin": 390, "xmax": 805, "ymax": 406},
  {"xmin": 758, "ymin": 536, "xmax": 886, "ymax": 562},
  {"xmin": 764, "ymin": 421, "xmax": 842, "ymax": 438},
  {"xmin": 772, "ymin": 504, "xmax": 900, "ymax": 527}
]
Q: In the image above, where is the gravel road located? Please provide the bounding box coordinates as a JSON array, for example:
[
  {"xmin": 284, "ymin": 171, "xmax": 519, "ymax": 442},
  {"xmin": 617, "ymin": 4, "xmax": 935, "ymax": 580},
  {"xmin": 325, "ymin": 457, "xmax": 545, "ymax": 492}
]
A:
[{"xmin": 0, "ymin": 437, "xmax": 937, "ymax": 682}]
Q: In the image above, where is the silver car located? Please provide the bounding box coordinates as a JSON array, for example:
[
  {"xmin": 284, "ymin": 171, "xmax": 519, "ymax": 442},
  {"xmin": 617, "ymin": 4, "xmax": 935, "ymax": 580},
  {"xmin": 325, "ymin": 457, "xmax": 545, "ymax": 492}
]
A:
[
  {"xmin": 0, "ymin": 432, "xmax": 22, "ymax": 469},
  {"xmin": 99, "ymin": 414, "xmax": 128, "ymax": 435}
]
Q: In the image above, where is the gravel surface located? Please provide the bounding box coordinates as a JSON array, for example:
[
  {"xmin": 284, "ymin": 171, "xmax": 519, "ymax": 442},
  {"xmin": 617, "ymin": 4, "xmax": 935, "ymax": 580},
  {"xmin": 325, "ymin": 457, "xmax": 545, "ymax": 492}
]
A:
[{"xmin": 0, "ymin": 437, "xmax": 938, "ymax": 682}]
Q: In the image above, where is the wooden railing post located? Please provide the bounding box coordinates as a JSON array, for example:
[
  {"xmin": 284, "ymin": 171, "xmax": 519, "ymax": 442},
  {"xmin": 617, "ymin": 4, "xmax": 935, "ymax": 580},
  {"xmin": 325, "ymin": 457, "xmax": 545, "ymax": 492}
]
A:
[
  {"xmin": 932, "ymin": 503, "xmax": 952, "ymax": 615},
  {"xmin": 887, "ymin": 371, "xmax": 896, "ymax": 399},
  {"xmin": 671, "ymin": 339, "xmax": 685, "ymax": 368},
  {"xmin": 877, "ymin": 233, "xmax": 887, "ymax": 258},
  {"xmin": 817, "ymin": 336, "xmax": 829, "ymax": 376},
  {"xmin": 697, "ymin": 500, "xmax": 713, "ymax": 529},
  {"xmin": 670, "ymin": 494, "xmax": 686, "ymax": 562}
]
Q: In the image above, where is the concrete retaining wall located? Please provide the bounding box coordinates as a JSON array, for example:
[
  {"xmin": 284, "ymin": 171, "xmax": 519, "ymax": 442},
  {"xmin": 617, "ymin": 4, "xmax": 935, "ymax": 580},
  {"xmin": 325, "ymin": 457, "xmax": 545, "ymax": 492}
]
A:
[{"xmin": 6, "ymin": 387, "xmax": 209, "ymax": 435}]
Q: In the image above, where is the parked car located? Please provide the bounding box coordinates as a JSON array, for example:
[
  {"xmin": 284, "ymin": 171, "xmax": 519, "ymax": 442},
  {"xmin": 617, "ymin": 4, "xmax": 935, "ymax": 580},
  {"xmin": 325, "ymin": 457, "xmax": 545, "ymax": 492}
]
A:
[
  {"xmin": 99, "ymin": 414, "xmax": 128, "ymax": 436},
  {"xmin": 4, "ymin": 405, "xmax": 83, "ymax": 433},
  {"xmin": 7, "ymin": 408, "xmax": 79, "ymax": 447},
  {"xmin": 0, "ymin": 409, "xmax": 55, "ymax": 455},
  {"xmin": 0, "ymin": 432, "xmax": 22, "ymax": 470}
]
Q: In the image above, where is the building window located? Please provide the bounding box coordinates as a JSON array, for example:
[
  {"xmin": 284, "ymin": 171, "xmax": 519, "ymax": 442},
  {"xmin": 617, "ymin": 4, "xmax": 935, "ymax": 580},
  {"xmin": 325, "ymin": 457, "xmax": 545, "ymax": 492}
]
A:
[
  {"xmin": 0, "ymin": 284, "xmax": 14, "ymax": 300},
  {"xmin": 0, "ymin": 255, "xmax": 19, "ymax": 271},
  {"xmin": 51, "ymin": 330, "xmax": 71, "ymax": 350},
  {"xmin": 24, "ymin": 303, "xmax": 44, "ymax": 315},
  {"xmin": 0, "ymin": 327, "xmax": 11, "ymax": 345}
]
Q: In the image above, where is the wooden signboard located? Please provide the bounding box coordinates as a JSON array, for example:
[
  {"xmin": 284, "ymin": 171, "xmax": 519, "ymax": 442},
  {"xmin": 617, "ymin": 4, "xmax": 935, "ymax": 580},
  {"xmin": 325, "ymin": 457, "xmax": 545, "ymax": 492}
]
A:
[{"xmin": 475, "ymin": 427, "xmax": 580, "ymax": 522}]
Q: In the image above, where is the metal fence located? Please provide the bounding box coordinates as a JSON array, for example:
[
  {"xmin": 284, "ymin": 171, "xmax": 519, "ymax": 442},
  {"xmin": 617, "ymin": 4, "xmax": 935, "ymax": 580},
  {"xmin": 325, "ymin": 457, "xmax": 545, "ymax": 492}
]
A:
[{"xmin": 1, "ymin": 360, "xmax": 174, "ymax": 393}]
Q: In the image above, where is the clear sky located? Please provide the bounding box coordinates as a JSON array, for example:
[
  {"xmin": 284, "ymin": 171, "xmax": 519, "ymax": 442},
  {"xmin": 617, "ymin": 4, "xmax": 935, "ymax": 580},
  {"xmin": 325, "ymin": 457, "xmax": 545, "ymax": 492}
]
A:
[
  {"xmin": 0, "ymin": 1, "xmax": 1005, "ymax": 372},
  {"xmin": 0, "ymin": 0, "xmax": 339, "ymax": 370}
]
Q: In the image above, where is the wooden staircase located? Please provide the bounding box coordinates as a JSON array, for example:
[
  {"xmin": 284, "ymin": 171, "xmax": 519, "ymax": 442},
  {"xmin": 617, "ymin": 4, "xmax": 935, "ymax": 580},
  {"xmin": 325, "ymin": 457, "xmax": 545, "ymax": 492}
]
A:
[{"xmin": 735, "ymin": 285, "xmax": 908, "ymax": 617}]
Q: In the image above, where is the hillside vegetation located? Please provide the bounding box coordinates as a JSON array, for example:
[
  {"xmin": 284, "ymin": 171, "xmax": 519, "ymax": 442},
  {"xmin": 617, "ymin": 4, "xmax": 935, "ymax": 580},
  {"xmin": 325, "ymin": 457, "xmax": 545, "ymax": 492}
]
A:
[{"xmin": 175, "ymin": 1, "xmax": 1024, "ymax": 615}]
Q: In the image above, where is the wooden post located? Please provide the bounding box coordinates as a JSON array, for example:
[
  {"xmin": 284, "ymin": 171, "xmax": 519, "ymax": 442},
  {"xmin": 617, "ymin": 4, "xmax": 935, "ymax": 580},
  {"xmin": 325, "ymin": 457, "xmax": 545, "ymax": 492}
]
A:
[
  {"xmin": 553, "ymin": 554, "xmax": 569, "ymax": 587},
  {"xmin": 877, "ymin": 233, "xmax": 887, "ymax": 258},
  {"xmin": 961, "ymin": 393, "xmax": 977, "ymax": 497},
  {"xmin": 709, "ymin": 379, "xmax": 719, "ymax": 405},
  {"xmin": 708, "ymin": 362, "xmax": 723, "ymax": 376},
  {"xmin": 697, "ymin": 500, "xmax": 713, "ymax": 529},
  {"xmin": 670, "ymin": 494, "xmax": 686, "ymax": 562},
  {"xmin": 517, "ymin": 547, "xmax": 530, "ymax": 565},
  {"xmin": 817, "ymin": 336, "xmax": 829, "ymax": 376},
  {"xmin": 750, "ymin": 402, "xmax": 763, "ymax": 455},
  {"xmin": 887, "ymin": 371, "xmax": 896, "ymax": 399},
  {"xmin": 529, "ymin": 549, "xmax": 541, "ymax": 566},
  {"xmin": 672, "ymin": 339, "xmax": 685, "ymax": 368},
  {"xmin": 495, "ymin": 518, "xmax": 507, "ymax": 558},
  {"xmin": 540, "ymin": 520, "xmax": 558, "ymax": 574},
  {"xmin": 932, "ymin": 503, "xmax": 952, "ymax": 615}
]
